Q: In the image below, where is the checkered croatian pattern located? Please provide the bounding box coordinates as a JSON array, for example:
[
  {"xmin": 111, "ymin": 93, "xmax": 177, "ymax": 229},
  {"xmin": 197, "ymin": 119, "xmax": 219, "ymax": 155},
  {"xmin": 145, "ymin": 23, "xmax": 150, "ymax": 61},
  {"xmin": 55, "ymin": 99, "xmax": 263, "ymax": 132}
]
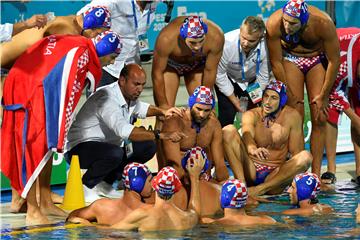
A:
[
  {"xmin": 266, "ymin": 79, "xmax": 284, "ymax": 95},
  {"xmin": 122, "ymin": 162, "xmax": 151, "ymax": 190},
  {"xmin": 186, "ymin": 16, "xmax": 206, "ymax": 38},
  {"xmin": 254, "ymin": 162, "xmax": 277, "ymax": 172},
  {"xmin": 196, "ymin": 86, "xmax": 214, "ymax": 106},
  {"xmin": 284, "ymin": 0, "xmax": 306, "ymax": 18},
  {"xmin": 62, "ymin": 50, "xmax": 90, "ymax": 149},
  {"xmin": 284, "ymin": 54, "xmax": 321, "ymax": 75},
  {"xmin": 225, "ymin": 179, "xmax": 248, "ymax": 208},
  {"xmin": 294, "ymin": 172, "xmax": 321, "ymax": 199},
  {"xmin": 181, "ymin": 146, "xmax": 209, "ymax": 175},
  {"xmin": 84, "ymin": 6, "xmax": 111, "ymax": 28},
  {"xmin": 152, "ymin": 167, "xmax": 182, "ymax": 196}
]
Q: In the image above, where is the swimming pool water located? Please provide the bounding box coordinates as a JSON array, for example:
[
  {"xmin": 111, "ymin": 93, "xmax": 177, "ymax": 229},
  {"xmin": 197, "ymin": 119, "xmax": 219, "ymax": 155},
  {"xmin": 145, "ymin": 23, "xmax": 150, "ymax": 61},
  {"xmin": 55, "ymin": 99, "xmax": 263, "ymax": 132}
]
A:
[{"xmin": 1, "ymin": 181, "xmax": 359, "ymax": 240}]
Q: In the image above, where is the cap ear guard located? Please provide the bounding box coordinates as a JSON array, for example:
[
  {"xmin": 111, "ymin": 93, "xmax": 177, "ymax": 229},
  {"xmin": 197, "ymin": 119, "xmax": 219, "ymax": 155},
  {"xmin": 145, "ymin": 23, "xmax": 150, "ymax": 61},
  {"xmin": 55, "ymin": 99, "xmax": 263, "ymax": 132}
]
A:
[
  {"xmin": 199, "ymin": 17, "xmax": 208, "ymax": 34},
  {"xmin": 83, "ymin": 6, "xmax": 111, "ymax": 30},
  {"xmin": 220, "ymin": 186, "xmax": 232, "ymax": 208},
  {"xmin": 93, "ymin": 31, "xmax": 122, "ymax": 57},
  {"xmin": 179, "ymin": 18, "xmax": 189, "ymax": 39},
  {"xmin": 279, "ymin": 85, "xmax": 288, "ymax": 108}
]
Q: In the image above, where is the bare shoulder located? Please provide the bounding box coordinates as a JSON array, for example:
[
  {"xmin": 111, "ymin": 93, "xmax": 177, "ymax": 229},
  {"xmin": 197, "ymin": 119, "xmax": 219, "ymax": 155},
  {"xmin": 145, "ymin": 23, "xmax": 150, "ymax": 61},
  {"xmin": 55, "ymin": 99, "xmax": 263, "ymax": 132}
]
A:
[
  {"xmin": 282, "ymin": 106, "xmax": 301, "ymax": 123},
  {"xmin": 208, "ymin": 114, "xmax": 222, "ymax": 130},
  {"xmin": 308, "ymin": 6, "xmax": 335, "ymax": 37},
  {"xmin": 266, "ymin": 9, "xmax": 283, "ymax": 34},
  {"xmin": 46, "ymin": 17, "xmax": 78, "ymax": 35},
  {"xmin": 243, "ymin": 108, "xmax": 260, "ymax": 122},
  {"xmin": 163, "ymin": 115, "xmax": 184, "ymax": 132},
  {"xmin": 203, "ymin": 18, "xmax": 224, "ymax": 51},
  {"xmin": 156, "ymin": 16, "xmax": 185, "ymax": 45}
]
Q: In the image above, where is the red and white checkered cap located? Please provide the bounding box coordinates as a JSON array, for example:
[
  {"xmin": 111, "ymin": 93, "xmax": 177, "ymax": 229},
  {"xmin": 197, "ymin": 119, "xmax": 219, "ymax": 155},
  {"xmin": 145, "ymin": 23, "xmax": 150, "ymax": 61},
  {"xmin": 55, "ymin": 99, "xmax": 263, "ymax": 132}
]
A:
[
  {"xmin": 122, "ymin": 162, "xmax": 151, "ymax": 190},
  {"xmin": 221, "ymin": 179, "xmax": 248, "ymax": 209},
  {"xmin": 284, "ymin": 0, "xmax": 303, "ymax": 18},
  {"xmin": 152, "ymin": 167, "xmax": 182, "ymax": 196}
]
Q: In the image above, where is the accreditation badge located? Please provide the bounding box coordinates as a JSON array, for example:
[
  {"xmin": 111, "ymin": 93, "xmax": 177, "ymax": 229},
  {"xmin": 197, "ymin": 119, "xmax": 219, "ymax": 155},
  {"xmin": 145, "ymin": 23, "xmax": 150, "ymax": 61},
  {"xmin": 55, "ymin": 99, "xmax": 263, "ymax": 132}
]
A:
[
  {"xmin": 125, "ymin": 140, "xmax": 134, "ymax": 158},
  {"xmin": 246, "ymin": 81, "xmax": 262, "ymax": 104},
  {"xmin": 138, "ymin": 33, "xmax": 150, "ymax": 52}
]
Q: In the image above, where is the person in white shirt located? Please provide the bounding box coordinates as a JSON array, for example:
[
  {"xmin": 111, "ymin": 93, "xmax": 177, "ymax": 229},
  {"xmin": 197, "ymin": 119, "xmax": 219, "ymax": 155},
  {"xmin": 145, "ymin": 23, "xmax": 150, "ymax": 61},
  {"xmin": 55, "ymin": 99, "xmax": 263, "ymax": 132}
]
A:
[
  {"xmin": 65, "ymin": 64, "xmax": 186, "ymax": 201},
  {"xmin": 77, "ymin": 0, "xmax": 159, "ymax": 87},
  {"xmin": 215, "ymin": 16, "xmax": 271, "ymax": 127}
]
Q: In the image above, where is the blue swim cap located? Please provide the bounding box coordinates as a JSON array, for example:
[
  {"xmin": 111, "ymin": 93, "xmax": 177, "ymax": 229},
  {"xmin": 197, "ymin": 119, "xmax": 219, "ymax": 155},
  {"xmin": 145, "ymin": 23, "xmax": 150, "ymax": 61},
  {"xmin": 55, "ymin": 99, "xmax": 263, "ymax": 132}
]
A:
[
  {"xmin": 264, "ymin": 79, "xmax": 288, "ymax": 109},
  {"xmin": 179, "ymin": 16, "xmax": 208, "ymax": 39},
  {"xmin": 220, "ymin": 179, "xmax": 248, "ymax": 209},
  {"xmin": 188, "ymin": 86, "xmax": 215, "ymax": 109},
  {"xmin": 181, "ymin": 146, "xmax": 210, "ymax": 174},
  {"xmin": 93, "ymin": 30, "xmax": 122, "ymax": 57},
  {"xmin": 283, "ymin": 0, "xmax": 309, "ymax": 26},
  {"xmin": 122, "ymin": 162, "xmax": 151, "ymax": 194},
  {"xmin": 83, "ymin": 6, "xmax": 111, "ymax": 30},
  {"xmin": 294, "ymin": 172, "xmax": 321, "ymax": 202}
]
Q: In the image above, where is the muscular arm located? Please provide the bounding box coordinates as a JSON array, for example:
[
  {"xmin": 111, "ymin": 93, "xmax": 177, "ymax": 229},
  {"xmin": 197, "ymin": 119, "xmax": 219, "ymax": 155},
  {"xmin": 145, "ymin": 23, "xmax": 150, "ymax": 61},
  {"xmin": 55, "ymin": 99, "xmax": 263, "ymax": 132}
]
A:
[
  {"xmin": 146, "ymin": 105, "xmax": 165, "ymax": 117},
  {"xmin": 67, "ymin": 202, "xmax": 98, "ymax": 224},
  {"xmin": 288, "ymin": 109, "xmax": 304, "ymax": 155},
  {"xmin": 152, "ymin": 33, "xmax": 173, "ymax": 108},
  {"xmin": 210, "ymin": 120, "xmax": 229, "ymax": 182},
  {"xmin": 319, "ymin": 21, "xmax": 340, "ymax": 99},
  {"xmin": 111, "ymin": 208, "xmax": 147, "ymax": 230},
  {"xmin": 161, "ymin": 117, "xmax": 186, "ymax": 178},
  {"xmin": 202, "ymin": 33, "xmax": 224, "ymax": 88},
  {"xmin": 266, "ymin": 14, "xmax": 287, "ymax": 85},
  {"xmin": 241, "ymin": 111, "xmax": 258, "ymax": 153}
]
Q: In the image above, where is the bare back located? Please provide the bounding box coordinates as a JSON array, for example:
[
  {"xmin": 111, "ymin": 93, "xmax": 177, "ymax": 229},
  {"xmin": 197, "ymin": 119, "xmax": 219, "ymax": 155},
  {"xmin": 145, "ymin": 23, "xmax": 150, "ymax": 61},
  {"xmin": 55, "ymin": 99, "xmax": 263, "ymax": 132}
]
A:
[
  {"xmin": 112, "ymin": 202, "xmax": 198, "ymax": 231},
  {"xmin": 67, "ymin": 192, "xmax": 147, "ymax": 225},
  {"xmin": 216, "ymin": 214, "xmax": 276, "ymax": 226},
  {"xmin": 1, "ymin": 16, "xmax": 80, "ymax": 68}
]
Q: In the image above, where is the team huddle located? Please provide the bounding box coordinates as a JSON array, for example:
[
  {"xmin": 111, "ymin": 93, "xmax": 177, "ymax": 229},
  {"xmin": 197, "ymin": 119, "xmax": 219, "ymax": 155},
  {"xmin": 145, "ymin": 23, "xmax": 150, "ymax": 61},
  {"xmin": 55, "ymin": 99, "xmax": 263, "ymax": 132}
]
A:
[{"xmin": 1, "ymin": 0, "xmax": 359, "ymax": 230}]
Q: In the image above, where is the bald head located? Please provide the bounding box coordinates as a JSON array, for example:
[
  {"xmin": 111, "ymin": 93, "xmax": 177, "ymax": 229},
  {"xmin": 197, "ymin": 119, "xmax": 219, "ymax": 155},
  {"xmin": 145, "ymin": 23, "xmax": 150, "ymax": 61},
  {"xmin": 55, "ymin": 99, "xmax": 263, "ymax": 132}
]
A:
[
  {"xmin": 119, "ymin": 63, "xmax": 146, "ymax": 80},
  {"xmin": 119, "ymin": 63, "xmax": 146, "ymax": 102}
]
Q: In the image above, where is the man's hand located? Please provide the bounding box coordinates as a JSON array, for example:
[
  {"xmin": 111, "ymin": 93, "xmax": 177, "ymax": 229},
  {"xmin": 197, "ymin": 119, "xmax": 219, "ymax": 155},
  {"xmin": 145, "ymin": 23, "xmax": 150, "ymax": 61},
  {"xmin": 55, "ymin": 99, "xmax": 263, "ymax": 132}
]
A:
[
  {"xmin": 160, "ymin": 131, "xmax": 187, "ymax": 142},
  {"xmin": 311, "ymin": 94, "xmax": 329, "ymax": 121},
  {"xmin": 248, "ymin": 146, "xmax": 270, "ymax": 161},
  {"xmin": 186, "ymin": 148, "xmax": 205, "ymax": 178},
  {"xmin": 163, "ymin": 107, "xmax": 185, "ymax": 119},
  {"xmin": 228, "ymin": 94, "xmax": 243, "ymax": 112},
  {"xmin": 25, "ymin": 14, "xmax": 47, "ymax": 29}
]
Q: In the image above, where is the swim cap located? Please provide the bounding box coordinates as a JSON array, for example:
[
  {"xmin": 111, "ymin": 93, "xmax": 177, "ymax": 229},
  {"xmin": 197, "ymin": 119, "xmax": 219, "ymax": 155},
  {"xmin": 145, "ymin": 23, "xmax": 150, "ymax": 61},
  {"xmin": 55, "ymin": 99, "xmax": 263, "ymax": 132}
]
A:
[
  {"xmin": 152, "ymin": 167, "xmax": 182, "ymax": 197},
  {"xmin": 122, "ymin": 162, "xmax": 151, "ymax": 194},
  {"xmin": 264, "ymin": 79, "xmax": 288, "ymax": 109},
  {"xmin": 283, "ymin": 0, "xmax": 309, "ymax": 26},
  {"xmin": 220, "ymin": 179, "xmax": 248, "ymax": 209},
  {"xmin": 294, "ymin": 172, "xmax": 321, "ymax": 202},
  {"xmin": 179, "ymin": 16, "xmax": 208, "ymax": 39},
  {"xmin": 92, "ymin": 30, "xmax": 122, "ymax": 57},
  {"xmin": 83, "ymin": 6, "xmax": 111, "ymax": 30},
  {"xmin": 181, "ymin": 146, "xmax": 210, "ymax": 174},
  {"xmin": 188, "ymin": 86, "xmax": 215, "ymax": 109}
]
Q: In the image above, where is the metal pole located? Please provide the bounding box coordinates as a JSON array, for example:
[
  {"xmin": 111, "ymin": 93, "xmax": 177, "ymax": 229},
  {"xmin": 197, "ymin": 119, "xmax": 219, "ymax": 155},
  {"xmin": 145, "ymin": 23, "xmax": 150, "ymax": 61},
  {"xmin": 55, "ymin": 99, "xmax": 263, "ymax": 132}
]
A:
[{"xmin": 325, "ymin": 0, "xmax": 336, "ymax": 25}]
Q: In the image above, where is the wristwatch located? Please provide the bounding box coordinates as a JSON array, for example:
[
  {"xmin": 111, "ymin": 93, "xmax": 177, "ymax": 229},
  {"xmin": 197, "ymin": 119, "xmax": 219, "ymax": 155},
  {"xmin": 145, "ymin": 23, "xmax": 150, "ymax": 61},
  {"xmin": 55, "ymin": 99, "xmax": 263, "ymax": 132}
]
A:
[{"xmin": 153, "ymin": 129, "xmax": 161, "ymax": 140}]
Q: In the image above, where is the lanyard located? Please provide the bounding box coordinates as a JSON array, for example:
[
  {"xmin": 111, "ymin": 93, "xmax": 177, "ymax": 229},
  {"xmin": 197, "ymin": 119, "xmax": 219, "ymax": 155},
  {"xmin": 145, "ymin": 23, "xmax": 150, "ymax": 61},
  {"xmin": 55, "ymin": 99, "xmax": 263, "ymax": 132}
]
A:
[
  {"xmin": 238, "ymin": 39, "xmax": 261, "ymax": 81},
  {"xmin": 131, "ymin": 0, "xmax": 151, "ymax": 31}
]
